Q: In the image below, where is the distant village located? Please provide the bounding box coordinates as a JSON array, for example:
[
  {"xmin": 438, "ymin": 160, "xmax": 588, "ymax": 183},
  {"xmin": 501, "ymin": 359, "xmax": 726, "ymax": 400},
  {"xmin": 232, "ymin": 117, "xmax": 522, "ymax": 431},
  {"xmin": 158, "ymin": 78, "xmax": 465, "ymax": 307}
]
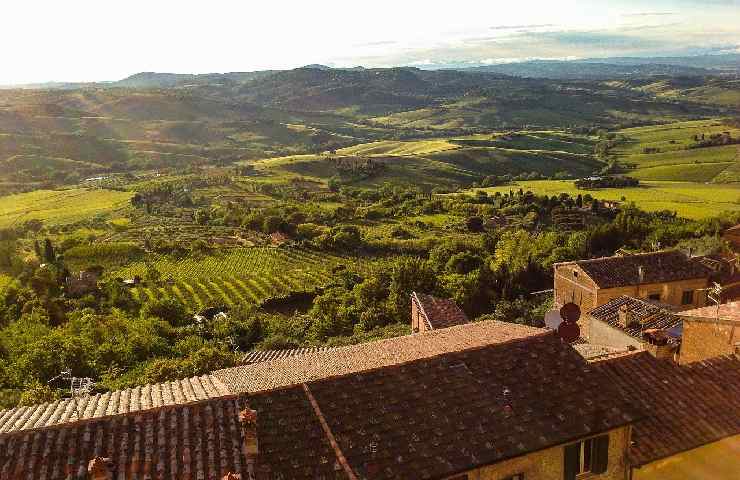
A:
[{"xmin": 2, "ymin": 226, "xmax": 740, "ymax": 480}]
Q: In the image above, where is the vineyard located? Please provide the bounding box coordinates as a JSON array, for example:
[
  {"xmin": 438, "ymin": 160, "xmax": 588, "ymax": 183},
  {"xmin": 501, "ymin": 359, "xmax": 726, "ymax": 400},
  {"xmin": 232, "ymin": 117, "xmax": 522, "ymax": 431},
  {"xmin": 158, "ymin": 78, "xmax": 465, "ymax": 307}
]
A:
[
  {"xmin": 0, "ymin": 188, "xmax": 132, "ymax": 228},
  {"xmin": 111, "ymin": 247, "xmax": 348, "ymax": 310}
]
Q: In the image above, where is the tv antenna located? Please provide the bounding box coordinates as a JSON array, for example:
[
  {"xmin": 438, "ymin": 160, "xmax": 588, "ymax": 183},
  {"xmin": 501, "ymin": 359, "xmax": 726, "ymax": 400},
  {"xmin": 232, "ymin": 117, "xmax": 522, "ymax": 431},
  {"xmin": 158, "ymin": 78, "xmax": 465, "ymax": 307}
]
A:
[{"xmin": 48, "ymin": 369, "xmax": 96, "ymax": 419}]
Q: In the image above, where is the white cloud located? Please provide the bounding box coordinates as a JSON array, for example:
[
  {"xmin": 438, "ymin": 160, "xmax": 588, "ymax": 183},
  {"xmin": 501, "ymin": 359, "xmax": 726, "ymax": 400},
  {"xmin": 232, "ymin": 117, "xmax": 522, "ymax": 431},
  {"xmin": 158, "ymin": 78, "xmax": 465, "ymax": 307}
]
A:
[{"xmin": 0, "ymin": 0, "xmax": 739, "ymax": 84}]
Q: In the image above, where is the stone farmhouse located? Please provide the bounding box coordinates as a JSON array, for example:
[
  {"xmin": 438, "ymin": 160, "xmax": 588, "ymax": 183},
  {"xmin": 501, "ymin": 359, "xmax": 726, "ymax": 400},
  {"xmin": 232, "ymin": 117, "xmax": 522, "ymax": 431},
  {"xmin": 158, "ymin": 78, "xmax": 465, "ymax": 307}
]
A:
[
  {"xmin": 553, "ymin": 250, "xmax": 711, "ymax": 311},
  {"xmin": 1, "ymin": 320, "xmax": 738, "ymax": 480}
]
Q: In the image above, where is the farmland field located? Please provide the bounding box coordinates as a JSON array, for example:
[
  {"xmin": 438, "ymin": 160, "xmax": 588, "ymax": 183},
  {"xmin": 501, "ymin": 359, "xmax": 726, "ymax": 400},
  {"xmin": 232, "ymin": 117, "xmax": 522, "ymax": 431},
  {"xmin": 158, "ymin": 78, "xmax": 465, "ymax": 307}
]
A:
[
  {"xmin": 336, "ymin": 139, "xmax": 460, "ymax": 156},
  {"xmin": 111, "ymin": 247, "xmax": 347, "ymax": 310},
  {"xmin": 614, "ymin": 119, "xmax": 740, "ymax": 182},
  {"xmin": 0, "ymin": 188, "xmax": 133, "ymax": 228},
  {"xmin": 475, "ymin": 180, "xmax": 740, "ymax": 219}
]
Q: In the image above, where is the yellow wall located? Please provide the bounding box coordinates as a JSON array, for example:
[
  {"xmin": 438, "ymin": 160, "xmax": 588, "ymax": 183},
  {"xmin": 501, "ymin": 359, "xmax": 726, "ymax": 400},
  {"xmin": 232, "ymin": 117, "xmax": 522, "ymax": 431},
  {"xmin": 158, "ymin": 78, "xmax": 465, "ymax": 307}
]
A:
[
  {"xmin": 632, "ymin": 435, "xmax": 740, "ymax": 480},
  {"xmin": 443, "ymin": 427, "xmax": 631, "ymax": 480}
]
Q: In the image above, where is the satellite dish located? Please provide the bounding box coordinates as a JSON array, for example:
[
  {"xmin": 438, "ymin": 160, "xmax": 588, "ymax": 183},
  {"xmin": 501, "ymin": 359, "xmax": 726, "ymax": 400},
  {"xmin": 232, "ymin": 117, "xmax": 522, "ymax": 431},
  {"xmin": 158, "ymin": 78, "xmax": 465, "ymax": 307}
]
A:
[
  {"xmin": 558, "ymin": 321, "xmax": 581, "ymax": 344},
  {"xmin": 544, "ymin": 309, "xmax": 564, "ymax": 330},
  {"xmin": 560, "ymin": 303, "xmax": 581, "ymax": 323}
]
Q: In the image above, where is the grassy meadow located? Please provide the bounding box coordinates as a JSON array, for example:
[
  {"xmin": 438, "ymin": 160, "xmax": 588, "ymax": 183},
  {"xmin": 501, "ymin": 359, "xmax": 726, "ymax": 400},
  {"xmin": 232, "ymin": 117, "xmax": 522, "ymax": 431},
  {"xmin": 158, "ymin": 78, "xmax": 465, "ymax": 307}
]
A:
[
  {"xmin": 475, "ymin": 180, "xmax": 740, "ymax": 219},
  {"xmin": 614, "ymin": 119, "xmax": 740, "ymax": 182},
  {"xmin": 0, "ymin": 188, "xmax": 132, "ymax": 228}
]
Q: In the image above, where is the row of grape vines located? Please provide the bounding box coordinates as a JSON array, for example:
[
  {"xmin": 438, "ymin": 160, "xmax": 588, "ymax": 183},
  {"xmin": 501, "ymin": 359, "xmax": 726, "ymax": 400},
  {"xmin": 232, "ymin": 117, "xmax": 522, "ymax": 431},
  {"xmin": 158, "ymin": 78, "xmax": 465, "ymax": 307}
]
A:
[{"xmin": 116, "ymin": 247, "xmax": 346, "ymax": 310}]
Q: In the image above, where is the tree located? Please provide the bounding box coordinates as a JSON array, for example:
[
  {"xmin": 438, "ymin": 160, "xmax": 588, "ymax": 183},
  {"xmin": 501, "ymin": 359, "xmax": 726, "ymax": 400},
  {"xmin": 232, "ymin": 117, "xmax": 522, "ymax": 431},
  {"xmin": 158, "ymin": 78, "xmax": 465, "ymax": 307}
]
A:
[
  {"xmin": 466, "ymin": 216, "xmax": 485, "ymax": 233},
  {"xmin": 18, "ymin": 381, "xmax": 60, "ymax": 406},
  {"xmin": 43, "ymin": 238, "xmax": 55, "ymax": 264},
  {"xmin": 141, "ymin": 298, "xmax": 189, "ymax": 327}
]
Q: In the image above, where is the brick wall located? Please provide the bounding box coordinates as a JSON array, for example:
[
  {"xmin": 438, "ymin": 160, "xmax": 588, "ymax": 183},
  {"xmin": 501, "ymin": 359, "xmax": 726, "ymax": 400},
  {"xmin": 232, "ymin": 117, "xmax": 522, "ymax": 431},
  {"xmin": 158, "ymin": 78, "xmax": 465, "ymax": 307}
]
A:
[
  {"xmin": 679, "ymin": 317, "xmax": 739, "ymax": 365},
  {"xmin": 443, "ymin": 426, "xmax": 631, "ymax": 480}
]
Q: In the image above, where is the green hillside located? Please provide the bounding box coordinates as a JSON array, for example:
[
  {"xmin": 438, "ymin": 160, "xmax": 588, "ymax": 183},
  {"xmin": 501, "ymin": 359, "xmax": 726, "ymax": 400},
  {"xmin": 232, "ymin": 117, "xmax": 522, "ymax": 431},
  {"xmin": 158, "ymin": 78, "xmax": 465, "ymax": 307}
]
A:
[
  {"xmin": 614, "ymin": 119, "xmax": 740, "ymax": 183},
  {"xmin": 476, "ymin": 180, "xmax": 740, "ymax": 219}
]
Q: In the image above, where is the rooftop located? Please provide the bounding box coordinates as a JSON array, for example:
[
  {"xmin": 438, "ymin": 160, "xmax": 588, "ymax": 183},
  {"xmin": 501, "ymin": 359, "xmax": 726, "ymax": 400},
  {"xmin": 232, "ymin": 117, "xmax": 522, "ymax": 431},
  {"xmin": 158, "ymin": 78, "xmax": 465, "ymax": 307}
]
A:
[
  {"xmin": 679, "ymin": 300, "xmax": 740, "ymax": 323},
  {"xmin": 558, "ymin": 250, "xmax": 710, "ymax": 289},
  {"xmin": 216, "ymin": 320, "xmax": 546, "ymax": 394},
  {"xmin": 0, "ymin": 332, "xmax": 642, "ymax": 480},
  {"xmin": 412, "ymin": 292, "xmax": 469, "ymax": 329},
  {"xmin": 595, "ymin": 352, "xmax": 740, "ymax": 466},
  {"xmin": 241, "ymin": 346, "xmax": 337, "ymax": 365},
  {"xmin": 588, "ymin": 296, "xmax": 682, "ymax": 340},
  {"xmin": 0, "ymin": 374, "xmax": 229, "ymax": 435}
]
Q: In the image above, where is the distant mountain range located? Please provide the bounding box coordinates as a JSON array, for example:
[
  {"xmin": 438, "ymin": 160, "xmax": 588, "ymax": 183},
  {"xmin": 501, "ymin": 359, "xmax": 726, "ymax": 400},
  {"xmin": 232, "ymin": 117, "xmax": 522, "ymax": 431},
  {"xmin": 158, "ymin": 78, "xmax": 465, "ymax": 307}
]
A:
[
  {"xmin": 2, "ymin": 54, "xmax": 738, "ymax": 90},
  {"xmin": 449, "ymin": 53, "xmax": 740, "ymax": 79}
]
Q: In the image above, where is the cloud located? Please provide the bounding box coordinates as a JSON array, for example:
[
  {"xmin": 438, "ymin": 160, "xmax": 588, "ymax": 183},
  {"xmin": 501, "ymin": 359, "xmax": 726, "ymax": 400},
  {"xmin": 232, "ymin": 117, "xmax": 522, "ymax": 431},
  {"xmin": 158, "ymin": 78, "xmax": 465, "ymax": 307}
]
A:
[
  {"xmin": 490, "ymin": 24, "xmax": 555, "ymax": 31},
  {"xmin": 622, "ymin": 12, "xmax": 675, "ymax": 17},
  {"xmin": 521, "ymin": 30, "xmax": 662, "ymax": 50},
  {"xmin": 354, "ymin": 40, "xmax": 398, "ymax": 47}
]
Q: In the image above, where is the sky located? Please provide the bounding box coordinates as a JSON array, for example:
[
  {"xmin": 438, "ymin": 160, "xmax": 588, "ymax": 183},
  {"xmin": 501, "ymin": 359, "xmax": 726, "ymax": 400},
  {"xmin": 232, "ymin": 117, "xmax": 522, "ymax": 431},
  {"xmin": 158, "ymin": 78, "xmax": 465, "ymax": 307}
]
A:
[{"xmin": 1, "ymin": 0, "xmax": 739, "ymax": 85}]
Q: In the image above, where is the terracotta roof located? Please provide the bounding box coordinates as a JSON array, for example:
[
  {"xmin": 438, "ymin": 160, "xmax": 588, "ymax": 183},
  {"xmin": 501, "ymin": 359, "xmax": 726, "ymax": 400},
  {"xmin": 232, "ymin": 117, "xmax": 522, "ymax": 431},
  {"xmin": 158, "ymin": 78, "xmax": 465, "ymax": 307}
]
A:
[
  {"xmin": 0, "ymin": 332, "xmax": 641, "ymax": 480},
  {"xmin": 215, "ymin": 320, "xmax": 547, "ymax": 394},
  {"xmin": 595, "ymin": 352, "xmax": 740, "ymax": 466},
  {"xmin": 559, "ymin": 250, "xmax": 710, "ymax": 289},
  {"xmin": 588, "ymin": 296, "xmax": 682, "ymax": 340},
  {"xmin": 0, "ymin": 374, "xmax": 229, "ymax": 435},
  {"xmin": 412, "ymin": 292, "xmax": 469, "ymax": 329},
  {"xmin": 0, "ymin": 395, "xmax": 251, "ymax": 480},
  {"xmin": 242, "ymin": 347, "xmax": 337, "ymax": 365},
  {"xmin": 300, "ymin": 333, "xmax": 640, "ymax": 480},
  {"xmin": 679, "ymin": 300, "xmax": 740, "ymax": 322}
]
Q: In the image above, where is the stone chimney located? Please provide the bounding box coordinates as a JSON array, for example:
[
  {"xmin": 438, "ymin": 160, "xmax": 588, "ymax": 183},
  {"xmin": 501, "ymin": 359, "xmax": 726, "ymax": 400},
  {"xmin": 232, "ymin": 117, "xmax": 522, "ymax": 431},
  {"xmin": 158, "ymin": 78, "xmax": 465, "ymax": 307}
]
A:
[
  {"xmin": 239, "ymin": 407, "xmax": 258, "ymax": 480},
  {"xmin": 618, "ymin": 304, "xmax": 636, "ymax": 329},
  {"xmin": 643, "ymin": 329, "xmax": 676, "ymax": 361},
  {"xmin": 87, "ymin": 457, "xmax": 113, "ymax": 480}
]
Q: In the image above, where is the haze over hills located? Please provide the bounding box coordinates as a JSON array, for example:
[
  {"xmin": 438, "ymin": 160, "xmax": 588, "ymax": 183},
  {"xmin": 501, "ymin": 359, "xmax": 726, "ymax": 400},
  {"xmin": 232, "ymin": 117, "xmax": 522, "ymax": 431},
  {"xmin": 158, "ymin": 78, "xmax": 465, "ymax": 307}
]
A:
[{"xmin": 3, "ymin": 53, "xmax": 739, "ymax": 90}]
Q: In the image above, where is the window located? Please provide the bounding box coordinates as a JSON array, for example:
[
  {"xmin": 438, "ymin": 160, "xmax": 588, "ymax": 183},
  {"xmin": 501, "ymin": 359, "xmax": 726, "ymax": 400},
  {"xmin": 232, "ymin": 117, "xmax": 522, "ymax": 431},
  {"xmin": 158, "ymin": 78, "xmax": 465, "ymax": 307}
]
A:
[
  {"xmin": 648, "ymin": 293, "xmax": 661, "ymax": 301},
  {"xmin": 564, "ymin": 435, "xmax": 609, "ymax": 480},
  {"xmin": 682, "ymin": 290, "xmax": 694, "ymax": 305}
]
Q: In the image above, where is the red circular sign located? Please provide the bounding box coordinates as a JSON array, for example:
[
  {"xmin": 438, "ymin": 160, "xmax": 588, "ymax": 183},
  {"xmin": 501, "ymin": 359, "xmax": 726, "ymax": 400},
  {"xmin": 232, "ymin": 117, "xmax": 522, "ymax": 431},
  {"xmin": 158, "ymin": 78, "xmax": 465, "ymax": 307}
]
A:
[
  {"xmin": 558, "ymin": 321, "xmax": 581, "ymax": 343},
  {"xmin": 560, "ymin": 302, "xmax": 581, "ymax": 323}
]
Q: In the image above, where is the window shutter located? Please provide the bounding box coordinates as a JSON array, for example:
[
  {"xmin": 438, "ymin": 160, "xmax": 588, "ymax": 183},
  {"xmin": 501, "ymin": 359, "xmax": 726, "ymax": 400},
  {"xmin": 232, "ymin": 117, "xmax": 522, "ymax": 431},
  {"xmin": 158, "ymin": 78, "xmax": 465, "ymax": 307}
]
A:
[
  {"xmin": 564, "ymin": 443, "xmax": 580, "ymax": 480},
  {"xmin": 592, "ymin": 435, "xmax": 610, "ymax": 474}
]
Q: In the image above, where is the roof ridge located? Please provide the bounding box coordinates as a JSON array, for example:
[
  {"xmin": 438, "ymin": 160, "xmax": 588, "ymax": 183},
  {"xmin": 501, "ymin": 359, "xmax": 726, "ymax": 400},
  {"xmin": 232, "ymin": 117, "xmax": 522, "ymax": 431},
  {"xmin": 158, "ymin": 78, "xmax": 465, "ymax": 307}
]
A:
[
  {"xmin": 302, "ymin": 383, "xmax": 357, "ymax": 480},
  {"xmin": 0, "ymin": 392, "xmax": 243, "ymax": 439}
]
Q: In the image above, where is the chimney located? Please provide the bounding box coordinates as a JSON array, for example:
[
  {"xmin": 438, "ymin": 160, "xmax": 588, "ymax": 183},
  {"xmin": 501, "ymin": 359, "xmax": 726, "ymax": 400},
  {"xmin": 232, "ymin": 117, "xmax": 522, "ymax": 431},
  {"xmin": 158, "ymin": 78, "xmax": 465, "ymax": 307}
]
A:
[
  {"xmin": 642, "ymin": 330, "xmax": 676, "ymax": 361},
  {"xmin": 87, "ymin": 457, "xmax": 113, "ymax": 480},
  {"xmin": 239, "ymin": 407, "xmax": 258, "ymax": 480},
  {"xmin": 637, "ymin": 265, "xmax": 645, "ymax": 284},
  {"xmin": 618, "ymin": 304, "xmax": 636, "ymax": 329}
]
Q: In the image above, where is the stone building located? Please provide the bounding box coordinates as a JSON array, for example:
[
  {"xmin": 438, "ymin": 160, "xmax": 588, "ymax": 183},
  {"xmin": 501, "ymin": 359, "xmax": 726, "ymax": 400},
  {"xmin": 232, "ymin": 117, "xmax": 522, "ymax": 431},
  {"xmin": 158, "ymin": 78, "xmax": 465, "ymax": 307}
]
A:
[
  {"xmin": 553, "ymin": 250, "xmax": 711, "ymax": 311},
  {"xmin": 584, "ymin": 295, "xmax": 682, "ymax": 350},
  {"xmin": 677, "ymin": 301, "xmax": 740, "ymax": 364},
  {"xmin": 411, "ymin": 291, "xmax": 469, "ymax": 333}
]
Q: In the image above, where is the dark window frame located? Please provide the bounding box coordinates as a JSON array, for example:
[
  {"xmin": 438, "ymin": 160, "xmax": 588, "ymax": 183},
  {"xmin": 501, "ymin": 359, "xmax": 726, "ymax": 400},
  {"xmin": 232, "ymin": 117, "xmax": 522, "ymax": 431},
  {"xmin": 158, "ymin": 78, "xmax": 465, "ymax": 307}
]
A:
[
  {"xmin": 564, "ymin": 434, "xmax": 609, "ymax": 480},
  {"xmin": 682, "ymin": 290, "xmax": 694, "ymax": 305}
]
